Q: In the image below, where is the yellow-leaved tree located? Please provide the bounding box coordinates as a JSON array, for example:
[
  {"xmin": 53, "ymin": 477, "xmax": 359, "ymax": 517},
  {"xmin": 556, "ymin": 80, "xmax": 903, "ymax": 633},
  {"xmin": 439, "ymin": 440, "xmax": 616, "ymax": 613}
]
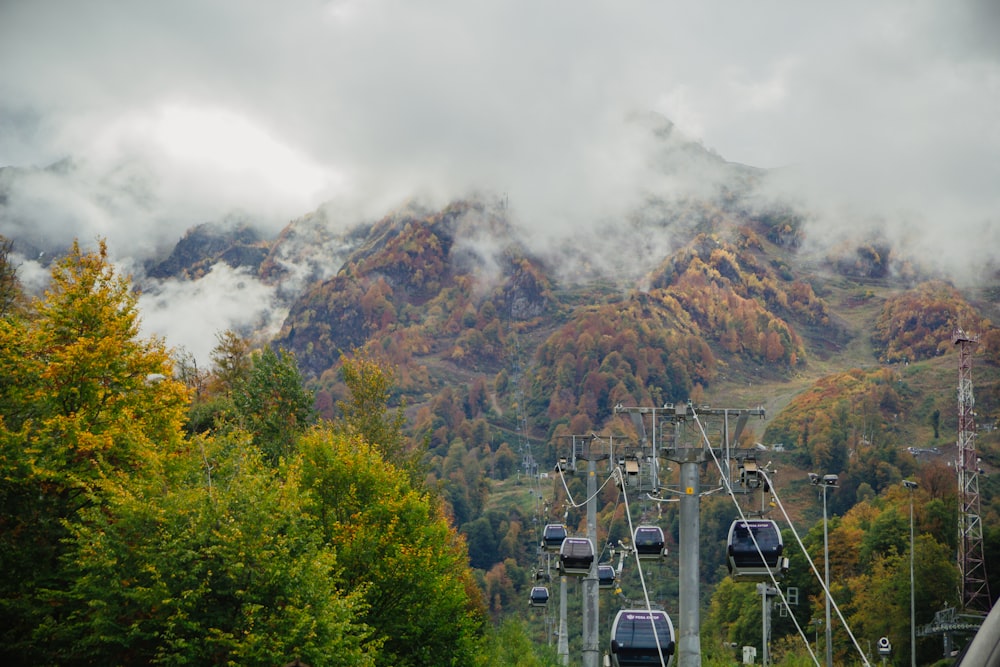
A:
[{"xmin": 0, "ymin": 239, "xmax": 189, "ymax": 660}]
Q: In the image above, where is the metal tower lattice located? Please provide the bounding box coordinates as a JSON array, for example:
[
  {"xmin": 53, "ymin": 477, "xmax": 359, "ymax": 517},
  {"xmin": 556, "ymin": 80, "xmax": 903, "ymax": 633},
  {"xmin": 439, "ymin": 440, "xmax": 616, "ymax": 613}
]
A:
[{"xmin": 953, "ymin": 328, "xmax": 990, "ymax": 613}]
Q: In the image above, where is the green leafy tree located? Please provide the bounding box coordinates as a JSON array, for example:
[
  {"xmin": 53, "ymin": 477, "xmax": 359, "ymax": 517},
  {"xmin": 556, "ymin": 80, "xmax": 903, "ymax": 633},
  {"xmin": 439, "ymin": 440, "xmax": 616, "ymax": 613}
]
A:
[
  {"xmin": 51, "ymin": 435, "xmax": 373, "ymax": 666},
  {"xmin": 704, "ymin": 577, "xmax": 766, "ymax": 649},
  {"xmin": 462, "ymin": 515, "xmax": 499, "ymax": 570},
  {"xmin": 474, "ymin": 618, "xmax": 561, "ymax": 666},
  {"xmin": 0, "ymin": 239, "xmax": 189, "ymax": 661},
  {"xmin": 188, "ymin": 335, "xmax": 315, "ymax": 464},
  {"xmin": 299, "ymin": 424, "xmax": 487, "ymax": 667},
  {"xmin": 16, "ymin": 239, "xmax": 188, "ymax": 481},
  {"xmin": 858, "ymin": 507, "xmax": 907, "ymax": 566},
  {"xmin": 336, "ymin": 351, "xmax": 408, "ymax": 462},
  {"xmin": 184, "ymin": 330, "xmax": 251, "ymax": 434},
  {"xmin": 492, "ymin": 441, "xmax": 517, "ymax": 479},
  {"xmin": 847, "ymin": 534, "xmax": 957, "ymax": 666},
  {"xmin": 210, "ymin": 329, "xmax": 252, "ymax": 392},
  {"xmin": 232, "ymin": 346, "xmax": 316, "ymax": 464}
]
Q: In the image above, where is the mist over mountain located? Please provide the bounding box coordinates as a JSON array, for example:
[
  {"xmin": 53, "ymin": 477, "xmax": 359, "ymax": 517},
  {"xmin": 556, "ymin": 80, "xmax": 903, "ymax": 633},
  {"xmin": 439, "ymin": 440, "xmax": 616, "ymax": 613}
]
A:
[
  {"xmin": 2, "ymin": 108, "xmax": 997, "ymax": 368},
  {"xmin": 3, "ymin": 0, "xmax": 999, "ymax": 367}
]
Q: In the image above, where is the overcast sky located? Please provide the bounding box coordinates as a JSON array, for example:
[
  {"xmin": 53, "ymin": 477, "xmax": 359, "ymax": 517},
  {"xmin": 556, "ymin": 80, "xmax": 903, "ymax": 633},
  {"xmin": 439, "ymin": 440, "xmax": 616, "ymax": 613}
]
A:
[{"xmin": 2, "ymin": 0, "xmax": 999, "ymax": 359}]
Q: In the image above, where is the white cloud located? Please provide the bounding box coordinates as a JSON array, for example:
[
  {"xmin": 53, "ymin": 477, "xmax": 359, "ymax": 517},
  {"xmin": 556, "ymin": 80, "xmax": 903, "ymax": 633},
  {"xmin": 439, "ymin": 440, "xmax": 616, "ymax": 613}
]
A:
[
  {"xmin": 147, "ymin": 104, "xmax": 337, "ymax": 201},
  {"xmin": 8, "ymin": 253, "xmax": 50, "ymax": 295},
  {"xmin": 1, "ymin": 0, "xmax": 999, "ymax": 353},
  {"xmin": 138, "ymin": 265, "xmax": 287, "ymax": 365}
]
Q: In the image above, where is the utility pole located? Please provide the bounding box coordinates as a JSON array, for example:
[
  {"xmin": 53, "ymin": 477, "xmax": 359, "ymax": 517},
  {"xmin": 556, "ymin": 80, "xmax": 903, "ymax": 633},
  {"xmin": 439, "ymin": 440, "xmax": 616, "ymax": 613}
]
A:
[
  {"xmin": 809, "ymin": 472, "xmax": 838, "ymax": 667},
  {"xmin": 558, "ymin": 574, "xmax": 568, "ymax": 665},
  {"xmin": 676, "ymin": 416, "xmax": 703, "ymax": 667},
  {"xmin": 757, "ymin": 583, "xmax": 777, "ymax": 666},
  {"xmin": 551, "ymin": 436, "xmax": 582, "ymax": 667},
  {"xmin": 903, "ymin": 480, "xmax": 918, "ymax": 667},
  {"xmin": 823, "ymin": 481, "xmax": 832, "ymax": 667}
]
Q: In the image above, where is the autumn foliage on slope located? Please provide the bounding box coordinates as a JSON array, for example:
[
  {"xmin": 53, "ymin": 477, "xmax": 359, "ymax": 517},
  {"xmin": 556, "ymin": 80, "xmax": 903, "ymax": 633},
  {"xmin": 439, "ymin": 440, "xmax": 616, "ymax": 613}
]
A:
[
  {"xmin": 523, "ymin": 229, "xmax": 826, "ymax": 435},
  {"xmin": 763, "ymin": 368, "xmax": 909, "ymax": 471},
  {"xmin": 647, "ymin": 229, "xmax": 825, "ymax": 368},
  {"xmin": 276, "ymin": 201, "xmax": 555, "ymax": 391},
  {"xmin": 871, "ymin": 280, "xmax": 992, "ymax": 363},
  {"xmin": 528, "ymin": 292, "xmax": 712, "ymax": 433}
]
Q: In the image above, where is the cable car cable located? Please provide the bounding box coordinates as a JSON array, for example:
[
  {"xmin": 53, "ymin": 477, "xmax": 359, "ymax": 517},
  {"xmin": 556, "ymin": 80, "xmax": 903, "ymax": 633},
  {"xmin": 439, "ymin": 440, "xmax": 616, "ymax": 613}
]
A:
[
  {"xmin": 617, "ymin": 467, "xmax": 668, "ymax": 667},
  {"xmin": 690, "ymin": 411, "xmax": 823, "ymax": 666},
  {"xmin": 754, "ymin": 468, "xmax": 874, "ymax": 667},
  {"xmin": 556, "ymin": 461, "xmax": 618, "ymax": 509}
]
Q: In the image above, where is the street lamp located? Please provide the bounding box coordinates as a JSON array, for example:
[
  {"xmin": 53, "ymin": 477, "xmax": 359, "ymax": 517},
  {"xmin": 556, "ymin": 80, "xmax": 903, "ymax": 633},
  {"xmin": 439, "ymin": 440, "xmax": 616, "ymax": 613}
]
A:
[
  {"xmin": 811, "ymin": 618, "xmax": 822, "ymax": 654},
  {"xmin": 903, "ymin": 480, "xmax": 918, "ymax": 667},
  {"xmin": 810, "ymin": 472, "xmax": 838, "ymax": 667}
]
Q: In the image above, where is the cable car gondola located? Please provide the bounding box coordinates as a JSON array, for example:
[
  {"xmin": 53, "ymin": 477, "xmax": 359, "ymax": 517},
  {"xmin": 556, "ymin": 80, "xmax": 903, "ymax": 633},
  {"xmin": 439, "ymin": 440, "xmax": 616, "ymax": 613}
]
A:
[
  {"xmin": 610, "ymin": 608, "xmax": 676, "ymax": 667},
  {"xmin": 559, "ymin": 537, "xmax": 595, "ymax": 576},
  {"xmin": 634, "ymin": 525, "xmax": 666, "ymax": 560},
  {"xmin": 598, "ymin": 564, "xmax": 616, "ymax": 589},
  {"xmin": 726, "ymin": 519, "xmax": 788, "ymax": 582},
  {"xmin": 529, "ymin": 586, "xmax": 550, "ymax": 607},
  {"xmin": 542, "ymin": 523, "xmax": 568, "ymax": 552}
]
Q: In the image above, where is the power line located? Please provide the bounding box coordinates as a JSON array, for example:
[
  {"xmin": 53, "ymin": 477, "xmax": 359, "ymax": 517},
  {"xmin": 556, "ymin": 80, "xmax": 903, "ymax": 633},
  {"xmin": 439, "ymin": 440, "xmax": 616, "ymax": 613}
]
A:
[{"xmin": 693, "ymin": 413, "xmax": 821, "ymax": 666}]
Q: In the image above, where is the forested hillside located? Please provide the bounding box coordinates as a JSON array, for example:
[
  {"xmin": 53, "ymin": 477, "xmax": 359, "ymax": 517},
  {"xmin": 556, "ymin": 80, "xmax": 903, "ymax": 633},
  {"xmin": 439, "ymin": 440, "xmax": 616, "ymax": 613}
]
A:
[
  {"xmin": 3, "ymin": 178, "xmax": 1000, "ymax": 665},
  {"xmin": 253, "ymin": 192, "xmax": 1000, "ymax": 665},
  {"xmin": 0, "ymin": 241, "xmax": 544, "ymax": 666}
]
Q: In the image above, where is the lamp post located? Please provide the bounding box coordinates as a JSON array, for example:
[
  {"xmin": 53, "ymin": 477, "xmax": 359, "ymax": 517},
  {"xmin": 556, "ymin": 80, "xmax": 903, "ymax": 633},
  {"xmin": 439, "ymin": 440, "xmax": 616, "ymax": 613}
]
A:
[
  {"xmin": 810, "ymin": 473, "xmax": 838, "ymax": 667},
  {"xmin": 903, "ymin": 480, "xmax": 918, "ymax": 667}
]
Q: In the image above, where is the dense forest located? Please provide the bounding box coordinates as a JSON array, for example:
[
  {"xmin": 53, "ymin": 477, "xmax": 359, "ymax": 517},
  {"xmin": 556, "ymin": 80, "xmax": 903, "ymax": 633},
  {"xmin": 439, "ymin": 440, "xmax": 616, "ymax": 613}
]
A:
[
  {"xmin": 0, "ymin": 240, "xmax": 555, "ymax": 666},
  {"xmin": 2, "ymin": 186, "xmax": 1000, "ymax": 666}
]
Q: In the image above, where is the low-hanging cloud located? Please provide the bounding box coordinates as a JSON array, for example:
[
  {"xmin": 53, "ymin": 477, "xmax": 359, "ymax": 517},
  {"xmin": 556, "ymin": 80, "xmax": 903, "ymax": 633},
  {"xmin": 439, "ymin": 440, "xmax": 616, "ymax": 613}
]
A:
[
  {"xmin": 138, "ymin": 265, "xmax": 288, "ymax": 365},
  {"xmin": 2, "ymin": 0, "xmax": 999, "ymax": 352}
]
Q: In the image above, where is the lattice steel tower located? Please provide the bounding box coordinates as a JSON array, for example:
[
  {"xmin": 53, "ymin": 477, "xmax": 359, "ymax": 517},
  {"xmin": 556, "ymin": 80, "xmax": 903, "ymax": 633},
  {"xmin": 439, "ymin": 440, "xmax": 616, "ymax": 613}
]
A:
[{"xmin": 953, "ymin": 328, "xmax": 990, "ymax": 613}]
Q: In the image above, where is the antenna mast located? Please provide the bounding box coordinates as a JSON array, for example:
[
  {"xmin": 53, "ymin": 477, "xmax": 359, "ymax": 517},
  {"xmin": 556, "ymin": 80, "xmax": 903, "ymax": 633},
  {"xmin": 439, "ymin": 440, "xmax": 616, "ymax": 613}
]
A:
[{"xmin": 953, "ymin": 328, "xmax": 990, "ymax": 613}]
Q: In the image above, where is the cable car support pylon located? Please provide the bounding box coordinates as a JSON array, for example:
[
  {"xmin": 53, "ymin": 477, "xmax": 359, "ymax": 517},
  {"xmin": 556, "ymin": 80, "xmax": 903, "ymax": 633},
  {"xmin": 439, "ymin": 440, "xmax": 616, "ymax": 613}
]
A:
[{"xmin": 614, "ymin": 402, "xmax": 764, "ymax": 667}]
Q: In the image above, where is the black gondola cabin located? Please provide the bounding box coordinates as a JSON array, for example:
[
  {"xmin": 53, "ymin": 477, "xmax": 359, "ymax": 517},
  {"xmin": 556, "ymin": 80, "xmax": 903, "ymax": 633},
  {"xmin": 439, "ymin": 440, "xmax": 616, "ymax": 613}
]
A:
[
  {"xmin": 610, "ymin": 608, "xmax": 676, "ymax": 667},
  {"xmin": 542, "ymin": 523, "xmax": 567, "ymax": 552},
  {"xmin": 559, "ymin": 537, "xmax": 595, "ymax": 576},
  {"xmin": 634, "ymin": 525, "xmax": 666, "ymax": 560},
  {"xmin": 529, "ymin": 586, "xmax": 550, "ymax": 607},
  {"xmin": 726, "ymin": 519, "xmax": 787, "ymax": 581},
  {"xmin": 598, "ymin": 564, "xmax": 616, "ymax": 589}
]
